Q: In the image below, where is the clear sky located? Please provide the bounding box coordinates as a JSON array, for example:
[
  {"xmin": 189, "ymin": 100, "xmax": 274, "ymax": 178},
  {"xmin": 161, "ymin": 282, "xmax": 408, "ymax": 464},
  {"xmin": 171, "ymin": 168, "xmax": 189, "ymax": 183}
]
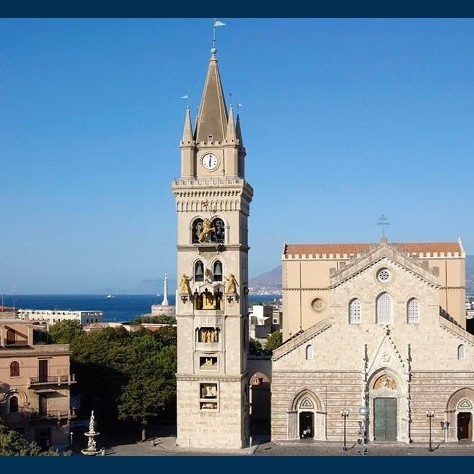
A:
[{"xmin": 1, "ymin": 18, "xmax": 474, "ymax": 294}]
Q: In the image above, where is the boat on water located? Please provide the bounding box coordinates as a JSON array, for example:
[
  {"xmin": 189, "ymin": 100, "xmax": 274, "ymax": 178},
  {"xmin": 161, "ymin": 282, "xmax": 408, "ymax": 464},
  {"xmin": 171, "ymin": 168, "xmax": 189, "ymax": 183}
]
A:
[{"xmin": 106, "ymin": 294, "xmax": 114, "ymax": 299}]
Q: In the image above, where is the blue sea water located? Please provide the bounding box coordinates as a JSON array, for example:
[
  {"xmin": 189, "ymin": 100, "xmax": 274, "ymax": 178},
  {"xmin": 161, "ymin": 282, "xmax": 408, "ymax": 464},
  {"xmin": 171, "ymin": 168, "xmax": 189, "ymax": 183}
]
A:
[{"xmin": 1, "ymin": 294, "xmax": 281, "ymax": 323}]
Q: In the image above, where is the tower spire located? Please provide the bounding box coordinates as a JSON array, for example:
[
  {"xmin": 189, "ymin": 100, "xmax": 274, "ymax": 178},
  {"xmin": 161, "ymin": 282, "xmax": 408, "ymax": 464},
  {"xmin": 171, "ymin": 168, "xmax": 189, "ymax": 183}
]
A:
[
  {"xmin": 181, "ymin": 106, "xmax": 194, "ymax": 144},
  {"xmin": 195, "ymin": 52, "xmax": 228, "ymax": 143},
  {"xmin": 225, "ymin": 105, "xmax": 237, "ymax": 143}
]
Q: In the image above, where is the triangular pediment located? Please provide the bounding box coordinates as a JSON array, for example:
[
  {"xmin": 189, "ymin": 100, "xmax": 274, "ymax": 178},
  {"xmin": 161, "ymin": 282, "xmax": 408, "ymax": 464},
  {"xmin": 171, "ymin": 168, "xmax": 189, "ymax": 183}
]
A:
[
  {"xmin": 330, "ymin": 242, "xmax": 439, "ymax": 289},
  {"xmin": 368, "ymin": 329, "xmax": 407, "ymax": 376}
]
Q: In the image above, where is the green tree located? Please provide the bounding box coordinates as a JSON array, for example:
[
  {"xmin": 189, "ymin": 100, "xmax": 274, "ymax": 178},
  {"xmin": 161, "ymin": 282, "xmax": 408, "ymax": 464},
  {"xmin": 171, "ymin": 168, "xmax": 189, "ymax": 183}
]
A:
[
  {"xmin": 117, "ymin": 343, "xmax": 177, "ymax": 441},
  {"xmin": 249, "ymin": 338, "xmax": 263, "ymax": 355},
  {"xmin": 48, "ymin": 320, "xmax": 84, "ymax": 344},
  {"xmin": 264, "ymin": 330, "xmax": 282, "ymax": 353},
  {"xmin": 0, "ymin": 425, "xmax": 67, "ymax": 456}
]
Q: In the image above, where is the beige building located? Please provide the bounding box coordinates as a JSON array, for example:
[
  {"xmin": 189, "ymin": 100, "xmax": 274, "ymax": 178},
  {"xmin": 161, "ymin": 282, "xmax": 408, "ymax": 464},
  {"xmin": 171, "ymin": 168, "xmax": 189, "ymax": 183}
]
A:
[
  {"xmin": 172, "ymin": 47, "xmax": 253, "ymax": 448},
  {"xmin": 272, "ymin": 238, "xmax": 473, "ymax": 444},
  {"xmin": 0, "ymin": 320, "xmax": 76, "ymax": 449}
]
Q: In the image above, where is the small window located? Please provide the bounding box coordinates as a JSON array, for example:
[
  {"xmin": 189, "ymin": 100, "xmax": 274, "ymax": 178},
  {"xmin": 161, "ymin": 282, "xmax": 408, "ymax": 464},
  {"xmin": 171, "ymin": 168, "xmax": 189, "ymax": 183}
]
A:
[
  {"xmin": 200, "ymin": 383, "xmax": 218, "ymax": 410},
  {"xmin": 458, "ymin": 344, "xmax": 465, "ymax": 360},
  {"xmin": 376, "ymin": 292, "xmax": 392, "ymax": 324},
  {"xmin": 305, "ymin": 345, "xmax": 313, "ymax": 360},
  {"xmin": 377, "ymin": 268, "xmax": 391, "ymax": 282},
  {"xmin": 407, "ymin": 298, "xmax": 419, "ymax": 323},
  {"xmin": 10, "ymin": 361, "xmax": 20, "ymax": 377},
  {"xmin": 349, "ymin": 299, "xmax": 361, "ymax": 324},
  {"xmin": 9, "ymin": 396, "xmax": 19, "ymax": 413}
]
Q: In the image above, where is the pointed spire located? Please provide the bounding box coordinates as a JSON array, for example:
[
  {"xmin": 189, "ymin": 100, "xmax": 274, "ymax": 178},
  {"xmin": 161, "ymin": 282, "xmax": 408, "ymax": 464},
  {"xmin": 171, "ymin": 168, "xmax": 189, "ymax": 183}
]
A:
[
  {"xmin": 235, "ymin": 113, "xmax": 244, "ymax": 146},
  {"xmin": 181, "ymin": 106, "xmax": 194, "ymax": 144},
  {"xmin": 195, "ymin": 54, "xmax": 228, "ymax": 143},
  {"xmin": 225, "ymin": 105, "xmax": 237, "ymax": 142}
]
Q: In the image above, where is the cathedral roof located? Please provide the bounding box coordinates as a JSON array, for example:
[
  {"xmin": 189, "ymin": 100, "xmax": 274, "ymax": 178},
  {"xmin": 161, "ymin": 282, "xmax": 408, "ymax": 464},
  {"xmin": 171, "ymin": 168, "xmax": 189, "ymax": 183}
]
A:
[
  {"xmin": 284, "ymin": 241, "xmax": 463, "ymax": 258},
  {"xmin": 195, "ymin": 53, "xmax": 228, "ymax": 143}
]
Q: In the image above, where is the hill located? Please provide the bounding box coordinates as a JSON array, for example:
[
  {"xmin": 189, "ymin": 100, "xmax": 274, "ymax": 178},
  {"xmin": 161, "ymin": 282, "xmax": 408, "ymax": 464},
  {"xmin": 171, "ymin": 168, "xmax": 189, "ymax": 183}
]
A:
[{"xmin": 249, "ymin": 266, "xmax": 282, "ymax": 295}]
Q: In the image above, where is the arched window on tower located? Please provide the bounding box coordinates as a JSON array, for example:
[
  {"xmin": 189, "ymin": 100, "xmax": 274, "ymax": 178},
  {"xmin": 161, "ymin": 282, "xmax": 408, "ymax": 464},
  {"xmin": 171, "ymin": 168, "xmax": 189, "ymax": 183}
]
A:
[
  {"xmin": 407, "ymin": 298, "xmax": 419, "ymax": 323},
  {"xmin": 213, "ymin": 260, "xmax": 223, "ymax": 281},
  {"xmin": 349, "ymin": 299, "xmax": 361, "ymax": 324},
  {"xmin": 376, "ymin": 292, "xmax": 392, "ymax": 324},
  {"xmin": 211, "ymin": 218, "xmax": 225, "ymax": 243},
  {"xmin": 458, "ymin": 344, "xmax": 466, "ymax": 360},
  {"xmin": 10, "ymin": 361, "xmax": 20, "ymax": 377},
  {"xmin": 194, "ymin": 260, "xmax": 204, "ymax": 282},
  {"xmin": 192, "ymin": 218, "xmax": 204, "ymax": 244}
]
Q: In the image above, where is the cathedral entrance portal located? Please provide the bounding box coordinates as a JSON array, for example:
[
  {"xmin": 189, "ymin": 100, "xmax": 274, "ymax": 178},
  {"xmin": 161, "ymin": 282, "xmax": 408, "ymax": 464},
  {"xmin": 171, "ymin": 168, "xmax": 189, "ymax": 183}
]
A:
[
  {"xmin": 457, "ymin": 412, "xmax": 472, "ymax": 440},
  {"xmin": 373, "ymin": 398, "xmax": 397, "ymax": 441},
  {"xmin": 299, "ymin": 412, "xmax": 313, "ymax": 439}
]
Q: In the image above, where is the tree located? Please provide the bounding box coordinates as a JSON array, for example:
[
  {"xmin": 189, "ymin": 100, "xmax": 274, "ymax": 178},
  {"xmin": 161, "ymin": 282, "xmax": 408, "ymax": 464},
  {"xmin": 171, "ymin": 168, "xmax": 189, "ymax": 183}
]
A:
[
  {"xmin": 117, "ymin": 343, "xmax": 177, "ymax": 441},
  {"xmin": 0, "ymin": 424, "xmax": 67, "ymax": 456},
  {"xmin": 265, "ymin": 330, "xmax": 282, "ymax": 353},
  {"xmin": 249, "ymin": 338, "xmax": 264, "ymax": 355},
  {"xmin": 48, "ymin": 320, "xmax": 84, "ymax": 344}
]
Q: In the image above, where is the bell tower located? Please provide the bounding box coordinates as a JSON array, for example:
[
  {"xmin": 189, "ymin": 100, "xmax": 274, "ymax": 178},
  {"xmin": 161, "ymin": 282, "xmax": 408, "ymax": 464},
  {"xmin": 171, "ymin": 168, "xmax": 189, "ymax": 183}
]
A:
[{"xmin": 172, "ymin": 47, "xmax": 253, "ymax": 449}]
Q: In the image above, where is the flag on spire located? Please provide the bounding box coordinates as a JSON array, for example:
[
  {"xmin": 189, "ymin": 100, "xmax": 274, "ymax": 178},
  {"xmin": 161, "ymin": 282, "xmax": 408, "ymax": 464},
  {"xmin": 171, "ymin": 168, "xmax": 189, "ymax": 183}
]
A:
[{"xmin": 214, "ymin": 20, "xmax": 226, "ymax": 27}]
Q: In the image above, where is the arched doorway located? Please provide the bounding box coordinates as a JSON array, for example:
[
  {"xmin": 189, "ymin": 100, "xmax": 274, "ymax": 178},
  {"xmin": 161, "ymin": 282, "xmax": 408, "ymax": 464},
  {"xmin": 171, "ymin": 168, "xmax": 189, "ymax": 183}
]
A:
[
  {"xmin": 368, "ymin": 371, "xmax": 406, "ymax": 442},
  {"xmin": 287, "ymin": 389, "xmax": 325, "ymax": 441},
  {"xmin": 457, "ymin": 412, "xmax": 472, "ymax": 440},
  {"xmin": 446, "ymin": 389, "xmax": 474, "ymax": 442}
]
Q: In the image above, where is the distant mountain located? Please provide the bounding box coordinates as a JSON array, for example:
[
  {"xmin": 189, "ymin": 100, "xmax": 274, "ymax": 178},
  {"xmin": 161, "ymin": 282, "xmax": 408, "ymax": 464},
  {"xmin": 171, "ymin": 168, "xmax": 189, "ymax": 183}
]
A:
[
  {"xmin": 96, "ymin": 255, "xmax": 473, "ymax": 296},
  {"xmin": 249, "ymin": 266, "xmax": 282, "ymax": 295}
]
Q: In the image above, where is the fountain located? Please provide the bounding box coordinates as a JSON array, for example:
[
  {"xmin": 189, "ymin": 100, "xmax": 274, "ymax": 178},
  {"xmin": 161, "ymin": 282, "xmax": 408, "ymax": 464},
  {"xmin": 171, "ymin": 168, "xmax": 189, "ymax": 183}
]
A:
[{"xmin": 81, "ymin": 410, "xmax": 101, "ymax": 456}]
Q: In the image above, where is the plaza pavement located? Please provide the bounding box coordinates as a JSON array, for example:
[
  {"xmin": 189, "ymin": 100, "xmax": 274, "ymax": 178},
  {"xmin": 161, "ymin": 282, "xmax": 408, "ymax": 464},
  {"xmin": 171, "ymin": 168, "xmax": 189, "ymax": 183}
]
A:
[{"xmin": 79, "ymin": 426, "xmax": 474, "ymax": 457}]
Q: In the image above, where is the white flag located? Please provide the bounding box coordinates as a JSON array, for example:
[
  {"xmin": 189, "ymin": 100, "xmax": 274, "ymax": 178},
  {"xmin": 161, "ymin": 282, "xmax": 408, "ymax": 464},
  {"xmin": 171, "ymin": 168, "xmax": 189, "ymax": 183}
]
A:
[
  {"xmin": 214, "ymin": 20, "xmax": 226, "ymax": 27},
  {"xmin": 181, "ymin": 95, "xmax": 189, "ymax": 99}
]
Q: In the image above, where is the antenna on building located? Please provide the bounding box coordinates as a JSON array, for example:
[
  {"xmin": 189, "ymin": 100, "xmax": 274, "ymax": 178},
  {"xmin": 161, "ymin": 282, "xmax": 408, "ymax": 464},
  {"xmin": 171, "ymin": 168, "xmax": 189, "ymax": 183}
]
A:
[{"xmin": 377, "ymin": 215, "xmax": 390, "ymax": 242}]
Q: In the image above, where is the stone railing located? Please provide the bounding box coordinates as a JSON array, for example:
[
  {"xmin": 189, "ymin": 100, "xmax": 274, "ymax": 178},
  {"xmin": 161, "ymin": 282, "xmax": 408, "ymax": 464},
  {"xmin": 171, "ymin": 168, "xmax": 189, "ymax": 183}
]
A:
[
  {"xmin": 439, "ymin": 316, "xmax": 474, "ymax": 345},
  {"xmin": 28, "ymin": 374, "xmax": 76, "ymax": 387},
  {"xmin": 272, "ymin": 318, "xmax": 334, "ymax": 361}
]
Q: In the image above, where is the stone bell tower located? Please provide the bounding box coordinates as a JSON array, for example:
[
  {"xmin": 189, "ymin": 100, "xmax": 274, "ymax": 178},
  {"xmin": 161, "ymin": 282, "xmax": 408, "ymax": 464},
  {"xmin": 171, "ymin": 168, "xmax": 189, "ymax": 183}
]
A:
[{"xmin": 172, "ymin": 47, "xmax": 253, "ymax": 449}]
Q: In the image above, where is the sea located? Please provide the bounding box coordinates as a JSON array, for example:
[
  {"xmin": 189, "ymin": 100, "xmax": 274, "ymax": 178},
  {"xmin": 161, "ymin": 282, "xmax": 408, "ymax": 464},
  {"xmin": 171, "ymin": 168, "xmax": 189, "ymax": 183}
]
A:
[{"xmin": 0, "ymin": 294, "xmax": 282, "ymax": 323}]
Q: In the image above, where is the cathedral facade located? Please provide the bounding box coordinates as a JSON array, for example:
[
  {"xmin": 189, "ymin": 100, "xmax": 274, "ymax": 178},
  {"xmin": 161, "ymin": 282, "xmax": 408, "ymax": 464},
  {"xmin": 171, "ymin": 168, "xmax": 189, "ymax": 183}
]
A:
[{"xmin": 272, "ymin": 239, "xmax": 473, "ymax": 444}]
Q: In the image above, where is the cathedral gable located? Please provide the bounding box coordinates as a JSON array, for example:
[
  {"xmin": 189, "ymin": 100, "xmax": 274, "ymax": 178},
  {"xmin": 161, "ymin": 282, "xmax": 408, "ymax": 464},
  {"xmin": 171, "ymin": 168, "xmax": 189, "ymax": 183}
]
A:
[{"xmin": 330, "ymin": 243, "xmax": 439, "ymax": 290}]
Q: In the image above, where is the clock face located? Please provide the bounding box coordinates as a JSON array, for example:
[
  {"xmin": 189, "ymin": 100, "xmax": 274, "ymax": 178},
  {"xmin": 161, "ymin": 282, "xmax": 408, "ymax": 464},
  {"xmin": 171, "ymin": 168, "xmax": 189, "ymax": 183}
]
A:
[{"xmin": 202, "ymin": 153, "xmax": 219, "ymax": 171}]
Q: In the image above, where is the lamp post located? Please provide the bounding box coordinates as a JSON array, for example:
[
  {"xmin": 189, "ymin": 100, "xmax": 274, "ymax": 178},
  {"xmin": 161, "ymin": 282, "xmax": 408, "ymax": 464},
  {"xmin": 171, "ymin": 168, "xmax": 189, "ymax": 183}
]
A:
[
  {"xmin": 341, "ymin": 410, "xmax": 349, "ymax": 451},
  {"xmin": 69, "ymin": 431, "xmax": 73, "ymax": 450},
  {"xmin": 441, "ymin": 420, "xmax": 450, "ymax": 443},
  {"xmin": 427, "ymin": 411, "xmax": 435, "ymax": 452},
  {"xmin": 358, "ymin": 405, "xmax": 369, "ymax": 455}
]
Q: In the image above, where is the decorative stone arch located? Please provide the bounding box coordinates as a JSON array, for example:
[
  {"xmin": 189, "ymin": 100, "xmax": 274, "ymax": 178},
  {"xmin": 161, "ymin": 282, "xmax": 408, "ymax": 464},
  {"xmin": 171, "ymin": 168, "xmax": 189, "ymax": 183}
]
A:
[
  {"xmin": 287, "ymin": 388, "xmax": 326, "ymax": 441},
  {"xmin": 5, "ymin": 389, "xmax": 28, "ymax": 413},
  {"xmin": 368, "ymin": 368, "xmax": 408, "ymax": 442},
  {"xmin": 446, "ymin": 388, "xmax": 474, "ymax": 442}
]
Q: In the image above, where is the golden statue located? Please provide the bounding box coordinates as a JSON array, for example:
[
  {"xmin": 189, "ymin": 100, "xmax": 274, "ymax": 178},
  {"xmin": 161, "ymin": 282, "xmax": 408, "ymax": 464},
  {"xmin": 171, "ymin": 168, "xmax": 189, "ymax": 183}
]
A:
[
  {"xmin": 198, "ymin": 218, "xmax": 215, "ymax": 243},
  {"xmin": 179, "ymin": 274, "xmax": 192, "ymax": 294},
  {"xmin": 225, "ymin": 273, "xmax": 239, "ymax": 294}
]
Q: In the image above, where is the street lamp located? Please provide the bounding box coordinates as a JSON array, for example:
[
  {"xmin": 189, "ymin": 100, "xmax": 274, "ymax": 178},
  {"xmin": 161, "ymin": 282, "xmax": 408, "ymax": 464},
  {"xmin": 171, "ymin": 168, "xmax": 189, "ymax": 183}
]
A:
[
  {"xmin": 427, "ymin": 411, "xmax": 435, "ymax": 452},
  {"xmin": 358, "ymin": 405, "xmax": 369, "ymax": 455},
  {"xmin": 341, "ymin": 410, "xmax": 349, "ymax": 451},
  {"xmin": 69, "ymin": 431, "xmax": 73, "ymax": 449}
]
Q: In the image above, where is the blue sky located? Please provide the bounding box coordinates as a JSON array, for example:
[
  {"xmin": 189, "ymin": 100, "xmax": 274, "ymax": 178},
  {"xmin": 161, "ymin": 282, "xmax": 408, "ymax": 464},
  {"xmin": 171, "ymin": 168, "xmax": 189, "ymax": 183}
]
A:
[{"xmin": 1, "ymin": 18, "xmax": 473, "ymax": 294}]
